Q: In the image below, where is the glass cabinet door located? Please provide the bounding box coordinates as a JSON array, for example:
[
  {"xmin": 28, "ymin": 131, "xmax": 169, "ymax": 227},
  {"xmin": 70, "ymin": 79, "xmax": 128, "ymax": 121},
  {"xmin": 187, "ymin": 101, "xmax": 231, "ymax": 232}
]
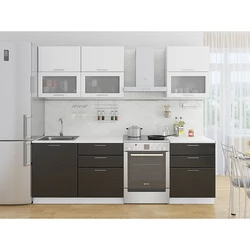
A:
[
  {"xmin": 85, "ymin": 76, "xmax": 120, "ymax": 93},
  {"xmin": 82, "ymin": 72, "xmax": 124, "ymax": 97},
  {"xmin": 39, "ymin": 73, "xmax": 80, "ymax": 97},
  {"xmin": 167, "ymin": 72, "xmax": 208, "ymax": 97}
]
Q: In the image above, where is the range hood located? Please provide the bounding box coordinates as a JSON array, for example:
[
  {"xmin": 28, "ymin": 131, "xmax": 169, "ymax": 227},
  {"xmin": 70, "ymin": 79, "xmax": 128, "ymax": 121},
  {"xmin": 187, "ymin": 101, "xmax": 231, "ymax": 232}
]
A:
[
  {"xmin": 124, "ymin": 47, "xmax": 167, "ymax": 92},
  {"xmin": 136, "ymin": 47, "xmax": 154, "ymax": 88}
]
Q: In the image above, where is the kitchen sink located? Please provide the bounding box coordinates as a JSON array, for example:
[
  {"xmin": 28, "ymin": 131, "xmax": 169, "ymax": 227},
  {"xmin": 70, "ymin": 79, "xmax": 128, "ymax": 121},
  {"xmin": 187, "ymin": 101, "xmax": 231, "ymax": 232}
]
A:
[{"xmin": 39, "ymin": 136, "xmax": 79, "ymax": 141}]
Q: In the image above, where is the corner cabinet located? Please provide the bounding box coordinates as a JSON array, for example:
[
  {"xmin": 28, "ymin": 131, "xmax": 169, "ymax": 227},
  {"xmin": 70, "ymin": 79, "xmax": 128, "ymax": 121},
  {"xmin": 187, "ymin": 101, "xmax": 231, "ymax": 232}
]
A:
[
  {"xmin": 81, "ymin": 46, "xmax": 125, "ymax": 97},
  {"xmin": 170, "ymin": 143, "xmax": 215, "ymax": 198},
  {"xmin": 166, "ymin": 46, "xmax": 209, "ymax": 98}
]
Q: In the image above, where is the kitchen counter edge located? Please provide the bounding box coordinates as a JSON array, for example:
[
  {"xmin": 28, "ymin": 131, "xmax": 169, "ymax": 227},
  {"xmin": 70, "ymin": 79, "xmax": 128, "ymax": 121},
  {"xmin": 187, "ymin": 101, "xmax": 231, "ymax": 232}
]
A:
[{"xmin": 32, "ymin": 136, "xmax": 124, "ymax": 143}]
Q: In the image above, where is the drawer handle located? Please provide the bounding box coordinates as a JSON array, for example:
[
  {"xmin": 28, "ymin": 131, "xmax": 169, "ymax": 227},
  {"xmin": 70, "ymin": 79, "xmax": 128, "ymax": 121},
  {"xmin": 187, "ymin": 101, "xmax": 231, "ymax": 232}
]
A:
[
  {"xmin": 187, "ymin": 145, "xmax": 199, "ymax": 147},
  {"xmin": 187, "ymin": 157, "xmax": 200, "ymax": 159},
  {"xmin": 48, "ymin": 145, "xmax": 60, "ymax": 147},
  {"xmin": 187, "ymin": 169, "xmax": 200, "ymax": 172},
  {"xmin": 53, "ymin": 69, "xmax": 65, "ymax": 71},
  {"xmin": 182, "ymin": 69, "xmax": 195, "ymax": 71},
  {"xmin": 96, "ymin": 69, "xmax": 108, "ymax": 71},
  {"xmin": 131, "ymin": 154, "xmax": 163, "ymax": 157},
  {"xmin": 94, "ymin": 157, "xmax": 107, "ymax": 159},
  {"xmin": 94, "ymin": 145, "xmax": 107, "ymax": 147},
  {"xmin": 94, "ymin": 169, "xmax": 107, "ymax": 172}
]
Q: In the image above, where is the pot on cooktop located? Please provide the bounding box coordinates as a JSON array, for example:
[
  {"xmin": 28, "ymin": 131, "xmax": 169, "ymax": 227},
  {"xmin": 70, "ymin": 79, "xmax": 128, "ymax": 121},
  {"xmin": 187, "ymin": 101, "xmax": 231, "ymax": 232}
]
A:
[{"xmin": 126, "ymin": 125, "xmax": 143, "ymax": 137}]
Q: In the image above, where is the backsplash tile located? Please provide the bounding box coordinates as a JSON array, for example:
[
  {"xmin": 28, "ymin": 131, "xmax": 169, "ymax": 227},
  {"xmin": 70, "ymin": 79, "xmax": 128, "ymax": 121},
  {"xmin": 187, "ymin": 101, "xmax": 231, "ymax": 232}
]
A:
[{"xmin": 45, "ymin": 100, "xmax": 204, "ymax": 137}]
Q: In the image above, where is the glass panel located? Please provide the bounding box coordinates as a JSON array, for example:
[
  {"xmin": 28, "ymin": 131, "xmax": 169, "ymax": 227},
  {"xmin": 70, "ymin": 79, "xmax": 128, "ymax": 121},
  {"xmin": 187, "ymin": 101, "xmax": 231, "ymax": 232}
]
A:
[
  {"xmin": 128, "ymin": 153, "xmax": 165, "ymax": 192},
  {"xmin": 85, "ymin": 76, "xmax": 120, "ymax": 93},
  {"xmin": 171, "ymin": 76, "xmax": 206, "ymax": 94},
  {"xmin": 42, "ymin": 76, "xmax": 77, "ymax": 93}
]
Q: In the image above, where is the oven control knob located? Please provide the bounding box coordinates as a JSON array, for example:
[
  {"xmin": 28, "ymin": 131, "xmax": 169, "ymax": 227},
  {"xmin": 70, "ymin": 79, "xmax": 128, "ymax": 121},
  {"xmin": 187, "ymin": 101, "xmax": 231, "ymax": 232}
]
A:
[
  {"xmin": 158, "ymin": 147, "xmax": 161, "ymax": 150},
  {"xmin": 163, "ymin": 147, "xmax": 166, "ymax": 150},
  {"xmin": 128, "ymin": 147, "xmax": 131, "ymax": 150}
]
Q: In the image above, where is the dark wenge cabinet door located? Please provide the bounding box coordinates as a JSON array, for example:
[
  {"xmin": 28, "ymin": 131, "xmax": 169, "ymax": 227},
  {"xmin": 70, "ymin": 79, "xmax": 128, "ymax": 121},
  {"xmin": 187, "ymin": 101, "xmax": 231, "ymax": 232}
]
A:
[
  {"xmin": 170, "ymin": 168, "xmax": 215, "ymax": 198},
  {"xmin": 170, "ymin": 156, "xmax": 215, "ymax": 168},
  {"xmin": 78, "ymin": 156, "xmax": 123, "ymax": 168},
  {"xmin": 78, "ymin": 168, "xmax": 123, "ymax": 197},
  {"xmin": 170, "ymin": 143, "xmax": 215, "ymax": 156},
  {"xmin": 32, "ymin": 143, "xmax": 77, "ymax": 197},
  {"xmin": 78, "ymin": 143, "xmax": 123, "ymax": 156}
]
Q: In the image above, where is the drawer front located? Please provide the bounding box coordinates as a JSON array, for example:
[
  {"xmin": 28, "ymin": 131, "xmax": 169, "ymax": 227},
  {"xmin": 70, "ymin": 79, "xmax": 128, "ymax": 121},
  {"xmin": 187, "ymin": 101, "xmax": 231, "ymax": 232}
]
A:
[
  {"xmin": 78, "ymin": 143, "xmax": 123, "ymax": 156},
  {"xmin": 170, "ymin": 143, "xmax": 215, "ymax": 156},
  {"xmin": 78, "ymin": 156, "xmax": 123, "ymax": 168},
  {"xmin": 78, "ymin": 168, "xmax": 123, "ymax": 197},
  {"xmin": 170, "ymin": 168, "xmax": 215, "ymax": 198},
  {"xmin": 170, "ymin": 156, "xmax": 215, "ymax": 168},
  {"xmin": 32, "ymin": 143, "xmax": 77, "ymax": 165}
]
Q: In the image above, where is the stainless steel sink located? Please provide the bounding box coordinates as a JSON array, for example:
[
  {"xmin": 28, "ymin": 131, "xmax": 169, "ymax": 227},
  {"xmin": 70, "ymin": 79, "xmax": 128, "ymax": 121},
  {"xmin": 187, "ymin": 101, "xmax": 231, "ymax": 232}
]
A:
[{"xmin": 39, "ymin": 136, "xmax": 79, "ymax": 141}]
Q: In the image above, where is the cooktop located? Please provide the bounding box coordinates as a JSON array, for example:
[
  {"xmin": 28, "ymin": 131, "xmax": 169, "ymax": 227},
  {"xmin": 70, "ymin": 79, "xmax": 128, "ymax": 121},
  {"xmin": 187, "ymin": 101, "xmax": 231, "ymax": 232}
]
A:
[{"xmin": 123, "ymin": 135, "xmax": 170, "ymax": 143}]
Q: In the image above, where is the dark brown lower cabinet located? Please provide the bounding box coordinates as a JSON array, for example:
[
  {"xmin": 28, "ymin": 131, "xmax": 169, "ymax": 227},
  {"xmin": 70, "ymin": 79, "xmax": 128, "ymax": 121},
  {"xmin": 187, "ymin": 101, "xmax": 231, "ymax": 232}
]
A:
[
  {"xmin": 170, "ymin": 168, "xmax": 215, "ymax": 198},
  {"xmin": 78, "ymin": 168, "xmax": 123, "ymax": 197},
  {"xmin": 32, "ymin": 143, "xmax": 77, "ymax": 197}
]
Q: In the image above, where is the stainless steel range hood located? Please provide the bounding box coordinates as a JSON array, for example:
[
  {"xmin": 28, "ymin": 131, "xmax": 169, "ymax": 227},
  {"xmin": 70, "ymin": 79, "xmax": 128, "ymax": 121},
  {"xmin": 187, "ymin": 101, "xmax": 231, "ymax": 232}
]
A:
[{"xmin": 136, "ymin": 47, "xmax": 154, "ymax": 88}]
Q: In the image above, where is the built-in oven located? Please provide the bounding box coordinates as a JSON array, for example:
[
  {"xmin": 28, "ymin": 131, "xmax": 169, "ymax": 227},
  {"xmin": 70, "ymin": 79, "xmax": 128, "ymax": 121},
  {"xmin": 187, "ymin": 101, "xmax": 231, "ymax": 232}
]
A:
[{"xmin": 124, "ymin": 142, "xmax": 170, "ymax": 204}]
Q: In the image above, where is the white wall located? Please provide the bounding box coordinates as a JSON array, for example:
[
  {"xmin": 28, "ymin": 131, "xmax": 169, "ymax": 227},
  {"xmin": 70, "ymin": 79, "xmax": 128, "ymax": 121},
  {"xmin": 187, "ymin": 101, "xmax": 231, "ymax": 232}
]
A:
[{"xmin": 0, "ymin": 31, "xmax": 203, "ymax": 47}]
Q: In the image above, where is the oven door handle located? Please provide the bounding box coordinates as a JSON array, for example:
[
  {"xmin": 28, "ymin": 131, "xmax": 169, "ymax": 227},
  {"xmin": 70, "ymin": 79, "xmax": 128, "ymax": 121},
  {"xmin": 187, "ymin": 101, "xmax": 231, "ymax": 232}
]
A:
[{"xmin": 130, "ymin": 154, "xmax": 163, "ymax": 157}]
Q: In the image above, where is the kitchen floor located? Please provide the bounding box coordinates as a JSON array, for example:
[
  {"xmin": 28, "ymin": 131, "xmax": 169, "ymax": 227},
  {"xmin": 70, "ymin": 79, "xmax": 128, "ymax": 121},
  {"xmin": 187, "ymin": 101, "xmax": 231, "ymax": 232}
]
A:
[{"xmin": 0, "ymin": 176, "xmax": 247, "ymax": 219}]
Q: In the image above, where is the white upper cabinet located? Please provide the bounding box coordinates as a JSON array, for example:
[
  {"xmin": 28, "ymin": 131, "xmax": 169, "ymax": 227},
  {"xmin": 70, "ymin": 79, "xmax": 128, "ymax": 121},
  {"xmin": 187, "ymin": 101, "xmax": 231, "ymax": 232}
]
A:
[
  {"xmin": 38, "ymin": 46, "xmax": 81, "ymax": 72},
  {"xmin": 167, "ymin": 46, "xmax": 209, "ymax": 72},
  {"xmin": 81, "ymin": 46, "xmax": 124, "ymax": 71}
]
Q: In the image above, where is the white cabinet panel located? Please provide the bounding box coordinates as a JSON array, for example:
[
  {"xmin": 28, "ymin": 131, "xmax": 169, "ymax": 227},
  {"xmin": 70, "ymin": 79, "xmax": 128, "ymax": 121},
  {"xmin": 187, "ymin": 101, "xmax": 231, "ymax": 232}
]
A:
[
  {"xmin": 167, "ymin": 72, "xmax": 209, "ymax": 98},
  {"xmin": 167, "ymin": 46, "xmax": 209, "ymax": 72},
  {"xmin": 38, "ymin": 46, "xmax": 80, "ymax": 72},
  {"xmin": 81, "ymin": 46, "xmax": 124, "ymax": 71},
  {"xmin": 38, "ymin": 72, "xmax": 81, "ymax": 98}
]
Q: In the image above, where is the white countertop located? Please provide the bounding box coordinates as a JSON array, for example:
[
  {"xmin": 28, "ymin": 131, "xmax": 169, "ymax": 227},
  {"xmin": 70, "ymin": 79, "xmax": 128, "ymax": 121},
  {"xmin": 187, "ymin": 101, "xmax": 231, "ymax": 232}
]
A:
[
  {"xmin": 32, "ymin": 135, "xmax": 124, "ymax": 143},
  {"xmin": 167, "ymin": 136, "xmax": 215, "ymax": 143},
  {"xmin": 32, "ymin": 135, "xmax": 215, "ymax": 144}
]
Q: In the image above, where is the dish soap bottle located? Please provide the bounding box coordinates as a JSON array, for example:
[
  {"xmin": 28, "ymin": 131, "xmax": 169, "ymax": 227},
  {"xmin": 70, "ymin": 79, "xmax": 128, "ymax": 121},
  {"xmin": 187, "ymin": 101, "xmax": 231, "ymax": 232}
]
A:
[
  {"xmin": 173, "ymin": 117, "xmax": 179, "ymax": 136},
  {"xmin": 178, "ymin": 117, "xmax": 185, "ymax": 136}
]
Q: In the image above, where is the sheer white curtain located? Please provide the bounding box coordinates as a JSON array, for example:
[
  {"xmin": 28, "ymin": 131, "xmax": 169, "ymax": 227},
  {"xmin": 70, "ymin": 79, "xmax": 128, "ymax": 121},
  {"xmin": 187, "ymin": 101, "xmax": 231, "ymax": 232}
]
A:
[{"xmin": 204, "ymin": 32, "xmax": 250, "ymax": 175}]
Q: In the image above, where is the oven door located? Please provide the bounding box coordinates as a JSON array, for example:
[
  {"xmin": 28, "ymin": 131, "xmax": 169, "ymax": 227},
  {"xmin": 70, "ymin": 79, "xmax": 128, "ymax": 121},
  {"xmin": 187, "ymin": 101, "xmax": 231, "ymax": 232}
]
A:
[{"xmin": 128, "ymin": 151, "xmax": 166, "ymax": 192}]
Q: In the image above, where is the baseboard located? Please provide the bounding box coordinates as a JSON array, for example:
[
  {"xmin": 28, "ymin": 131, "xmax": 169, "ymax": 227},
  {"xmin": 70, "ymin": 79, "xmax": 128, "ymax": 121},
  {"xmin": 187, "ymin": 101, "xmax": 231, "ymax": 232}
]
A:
[
  {"xmin": 169, "ymin": 198, "xmax": 215, "ymax": 204},
  {"xmin": 32, "ymin": 198, "xmax": 124, "ymax": 204}
]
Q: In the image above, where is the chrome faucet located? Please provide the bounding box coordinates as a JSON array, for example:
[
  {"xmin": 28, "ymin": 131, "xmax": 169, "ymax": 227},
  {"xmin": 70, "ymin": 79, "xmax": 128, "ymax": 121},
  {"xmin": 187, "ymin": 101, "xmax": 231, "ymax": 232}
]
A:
[{"xmin": 58, "ymin": 118, "xmax": 63, "ymax": 136}]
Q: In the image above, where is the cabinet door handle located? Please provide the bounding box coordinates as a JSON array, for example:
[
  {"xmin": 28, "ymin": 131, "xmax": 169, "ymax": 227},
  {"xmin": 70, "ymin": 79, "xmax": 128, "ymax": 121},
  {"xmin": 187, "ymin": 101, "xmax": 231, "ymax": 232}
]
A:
[
  {"xmin": 94, "ymin": 169, "xmax": 107, "ymax": 172},
  {"xmin": 187, "ymin": 157, "xmax": 200, "ymax": 159},
  {"xmin": 187, "ymin": 169, "xmax": 200, "ymax": 172},
  {"xmin": 187, "ymin": 145, "xmax": 199, "ymax": 147},
  {"xmin": 48, "ymin": 145, "xmax": 61, "ymax": 147},
  {"xmin": 94, "ymin": 157, "xmax": 107, "ymax": 159},
  {"xmin": 94, "ymin": 145, "xmax": 107, "ymax": 147},
  {"xmin": 53, "ymin": 69, "xmax": 65, "ymax": 71}
]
